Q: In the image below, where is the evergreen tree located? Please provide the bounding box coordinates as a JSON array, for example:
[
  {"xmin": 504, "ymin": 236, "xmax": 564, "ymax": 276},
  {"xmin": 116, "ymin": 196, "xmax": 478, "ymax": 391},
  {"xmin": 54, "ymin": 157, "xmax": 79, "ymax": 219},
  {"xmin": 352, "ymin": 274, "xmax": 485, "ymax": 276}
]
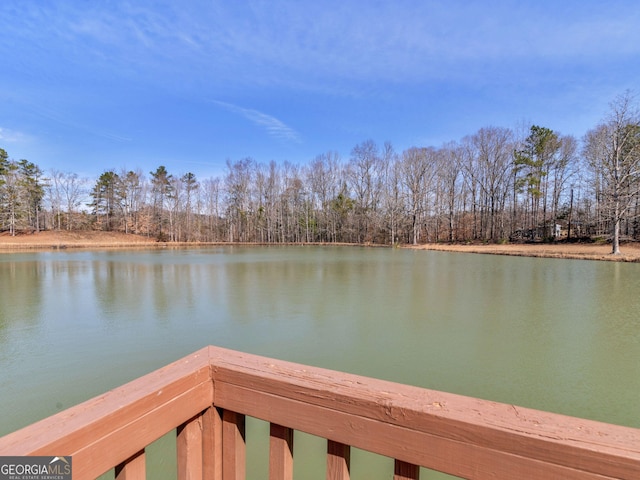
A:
[
  {"xmin": 89, "ymin": 170, "xmax": 120, "ymax": 231},
  {"xmin": 150, "ymin": 166, "xmax": 173, "ymax": 240},
  {"xmin": 18, "ymin": 159, "xmax": 47, "ymax": 231},
  {"xmin": 514, "ymin": 125, "xmax": 561, "ymax": 234}
]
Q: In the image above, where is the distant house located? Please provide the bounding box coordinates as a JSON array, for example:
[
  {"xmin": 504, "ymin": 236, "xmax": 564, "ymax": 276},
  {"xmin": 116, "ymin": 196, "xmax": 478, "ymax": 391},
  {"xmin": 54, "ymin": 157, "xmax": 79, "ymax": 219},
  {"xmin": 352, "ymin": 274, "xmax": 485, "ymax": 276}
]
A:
[
  {"xmin": 509, "ymin": 220, "xmax": 591, "ymax": 242},
  {"xmin": 509, "ymin": 225, "xmax": 555, "ymax": 242}
]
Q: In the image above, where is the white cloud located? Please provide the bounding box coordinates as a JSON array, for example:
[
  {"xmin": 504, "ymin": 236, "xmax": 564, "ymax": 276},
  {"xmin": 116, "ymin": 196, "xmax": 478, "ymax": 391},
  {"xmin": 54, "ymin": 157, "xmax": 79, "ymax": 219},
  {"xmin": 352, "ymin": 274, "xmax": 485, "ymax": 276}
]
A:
[
  {"xmin": 0, "ymin": 127, "xmax": 27, "ymax": 143},
  {"xmin": 212, "ymin": 100, "xmax": 301, "ymax": 143}
]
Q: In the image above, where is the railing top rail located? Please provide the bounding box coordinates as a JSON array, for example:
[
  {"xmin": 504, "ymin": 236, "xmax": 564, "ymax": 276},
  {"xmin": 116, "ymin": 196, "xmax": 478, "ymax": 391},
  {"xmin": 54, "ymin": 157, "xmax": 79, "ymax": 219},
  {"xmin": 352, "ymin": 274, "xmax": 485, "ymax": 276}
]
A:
[{"xmin": 207, "ymin": 346, "xmax": 640, "ymax": 479}]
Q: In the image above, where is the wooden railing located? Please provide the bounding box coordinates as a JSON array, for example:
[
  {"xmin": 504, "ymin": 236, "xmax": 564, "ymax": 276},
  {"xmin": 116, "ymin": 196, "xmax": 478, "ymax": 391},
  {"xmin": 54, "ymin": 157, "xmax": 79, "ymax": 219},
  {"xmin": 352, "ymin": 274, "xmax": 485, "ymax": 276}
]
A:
[{"xmin": 1, "ymin": 346, "xmax": 639, "ymax": 479}]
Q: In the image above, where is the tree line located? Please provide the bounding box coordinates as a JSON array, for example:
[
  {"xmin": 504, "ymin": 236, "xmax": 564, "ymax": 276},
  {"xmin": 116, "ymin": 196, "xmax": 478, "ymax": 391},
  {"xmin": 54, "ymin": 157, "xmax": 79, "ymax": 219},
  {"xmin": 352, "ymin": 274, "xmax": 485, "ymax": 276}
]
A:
[{"xmin": 1, "ymin": 92, "xmax": 639, "ymax": 253}]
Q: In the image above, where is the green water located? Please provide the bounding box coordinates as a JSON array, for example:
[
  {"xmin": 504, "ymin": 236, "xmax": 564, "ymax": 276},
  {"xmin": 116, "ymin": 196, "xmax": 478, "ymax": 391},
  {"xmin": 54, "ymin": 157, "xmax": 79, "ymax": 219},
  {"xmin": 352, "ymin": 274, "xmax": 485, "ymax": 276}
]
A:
[{"xmin": 1, "ymin": 246, "xmax": 639, "ymax": 478}]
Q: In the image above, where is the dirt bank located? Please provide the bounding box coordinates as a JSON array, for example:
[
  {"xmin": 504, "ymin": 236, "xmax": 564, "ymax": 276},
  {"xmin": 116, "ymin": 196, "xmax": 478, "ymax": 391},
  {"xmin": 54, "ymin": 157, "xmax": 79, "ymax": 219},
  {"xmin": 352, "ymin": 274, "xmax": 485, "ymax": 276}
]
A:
[
  {"xmin": 2, "ymin": 230, "xmax": 639, "ymax": 262},
  {"xmin": 404, "ymin": 242, "xmax": 640, "ymax": 262},
  {"xmin": 0, "ymin": 230, "xmax": 158, "ymax": 250}
]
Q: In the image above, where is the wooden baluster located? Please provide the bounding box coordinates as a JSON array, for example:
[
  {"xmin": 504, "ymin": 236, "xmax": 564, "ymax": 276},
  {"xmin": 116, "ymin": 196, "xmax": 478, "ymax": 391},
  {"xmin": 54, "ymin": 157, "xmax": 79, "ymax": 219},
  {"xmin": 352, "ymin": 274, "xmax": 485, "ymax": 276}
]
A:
[
  {"xmin": 327, "ymin": 440, "xmax": 350, "ymax": 480},
  {"xmin": 222, "ymin": 410, "xmax": 246, "ymax": 480},
  {"xmin": 202, "ymin": 407, "xmax": 223, "ymax": 480},
  {"xmin": 115, "ymin": 449, "xmax": 145, "ymax": 480},
  {"xmin": 394, "ymin": 460, "xmax": 420, "ymax": 480},
  {"xmin": 269, "ymin": 424, "xmax": 294, "ymax": 480},
  {"xmin": 178, "ymin": 413, "xmax": 204, "ymax": 480}
]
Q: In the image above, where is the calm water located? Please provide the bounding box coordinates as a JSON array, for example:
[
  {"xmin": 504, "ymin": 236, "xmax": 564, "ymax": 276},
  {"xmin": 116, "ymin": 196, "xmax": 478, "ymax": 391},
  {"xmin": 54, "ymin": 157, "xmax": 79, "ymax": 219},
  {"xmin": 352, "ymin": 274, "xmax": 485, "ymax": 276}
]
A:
[{"xmin": 1, "ymin": 246, "xmax": 639, "ymax": 478}]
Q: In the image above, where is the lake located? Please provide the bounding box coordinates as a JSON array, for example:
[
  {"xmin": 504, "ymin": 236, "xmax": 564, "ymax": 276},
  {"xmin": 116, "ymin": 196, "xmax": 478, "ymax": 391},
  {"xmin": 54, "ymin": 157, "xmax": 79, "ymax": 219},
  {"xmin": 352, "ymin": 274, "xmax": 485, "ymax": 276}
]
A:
[{"xmin": 1, "ymin": 246, "xmax": 639, "ymax": 478}]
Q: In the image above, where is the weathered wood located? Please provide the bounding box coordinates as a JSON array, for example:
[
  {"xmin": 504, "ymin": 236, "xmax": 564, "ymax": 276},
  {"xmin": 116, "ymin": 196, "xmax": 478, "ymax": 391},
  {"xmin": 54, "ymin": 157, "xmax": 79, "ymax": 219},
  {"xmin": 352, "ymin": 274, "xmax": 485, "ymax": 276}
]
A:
[
  {"xmin": 208, "ymin": 346, "xmax": 640, "ymax": 480},
  {"xmin": 269, "ymin": 424, "xmax": 294, "ymax": 480},
  {"xmin": 115, "ymin": 450, "xmax": 145, "ymax": 480},
  {"xmin": 222, "ymin": 410, "xmax": 246, "ymax": 480},
  {"xmin": 0, "ymin": 348, "xmax": 212, "ymax": 480},
  {"xmin": 1, "ymin": 345, "xmax": 640, "ymax": 480},
  {"xmin": 327, "ymin": 440, "xmax": 350, "ymax": 480},
  {"xmin": 202, "ymin": 406, "xmax": 223, "ymax": 480},
  {"xmin": 177, "ymin": 414, "xmax": 203, "ymax": 480},
  {"xmin": 394, "ymin": 460, "xmax": 419, "ymax": 480}
]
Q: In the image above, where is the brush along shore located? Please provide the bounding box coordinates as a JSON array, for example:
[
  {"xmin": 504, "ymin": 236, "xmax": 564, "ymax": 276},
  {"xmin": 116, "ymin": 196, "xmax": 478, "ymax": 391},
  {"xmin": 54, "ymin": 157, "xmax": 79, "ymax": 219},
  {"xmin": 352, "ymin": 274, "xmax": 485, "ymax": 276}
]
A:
[{"xmin": 1, "ymin": 230, "xmax": 639, "ymax": 262}]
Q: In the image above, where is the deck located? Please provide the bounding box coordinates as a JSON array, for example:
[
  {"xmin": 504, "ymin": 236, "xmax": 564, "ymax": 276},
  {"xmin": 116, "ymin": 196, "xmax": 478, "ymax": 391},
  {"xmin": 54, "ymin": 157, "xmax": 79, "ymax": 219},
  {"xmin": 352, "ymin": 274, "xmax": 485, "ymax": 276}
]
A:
[{"xmin": 0, "ymin": 346, "xmax": 638, "ymax": 479}]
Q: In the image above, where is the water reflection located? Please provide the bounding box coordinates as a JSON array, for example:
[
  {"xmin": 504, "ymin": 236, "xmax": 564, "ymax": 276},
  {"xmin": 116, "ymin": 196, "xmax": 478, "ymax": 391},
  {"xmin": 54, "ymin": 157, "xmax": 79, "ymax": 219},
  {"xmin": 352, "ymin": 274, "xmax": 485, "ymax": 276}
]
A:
[{"xmin": 1, "ymin": 247, "xmax": 639, "ymax": 443}]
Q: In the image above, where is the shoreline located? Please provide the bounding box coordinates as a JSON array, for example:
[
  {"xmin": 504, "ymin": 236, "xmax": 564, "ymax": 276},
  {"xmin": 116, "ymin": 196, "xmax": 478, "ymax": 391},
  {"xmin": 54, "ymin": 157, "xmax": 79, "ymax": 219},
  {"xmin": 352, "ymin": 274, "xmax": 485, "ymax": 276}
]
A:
[
  {"xmin": 402, "ymin": 242, "xmax": 640, "ymax": 262},
  {"xmin": 1, "ymin": 230, "xmax": 640, "ymax": 262}
]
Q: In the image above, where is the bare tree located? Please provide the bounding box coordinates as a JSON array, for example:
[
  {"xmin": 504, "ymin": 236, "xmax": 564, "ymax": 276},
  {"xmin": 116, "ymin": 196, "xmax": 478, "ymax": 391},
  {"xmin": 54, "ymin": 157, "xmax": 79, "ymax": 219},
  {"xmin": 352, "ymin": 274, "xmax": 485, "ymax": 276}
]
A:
[
  {"xmin": 224, "ymin": 158, "xmax": 255, "ymax": 242},
  {"xmin": 266, "ymin": 160, "xmax": 282, "ymax": 243},
  {"xmin": 438, "ymin": 143, "xmax": 463, "ymax": 242},
  {"xmin": 584, "ymin": 92, "xmax": 640, "ymax": 254},
  {"xmin": 118, "ymin": 170, "xmax": 144, "ymax": 235},
  {"xmin": 399, "ymin": 147, "xmax": 436, "ymax": 245},
  {"xmin": 378, "ymin": 143, "xmax": 402, "ymax": 244},
  {"xmin": 48, "ymin": 170, "xmax": 65, "ymax": 230},
  {"xmin": 62, "ymin": 173, "xmax": 87, "ymax": 231},
  {"xmin": 348, "ymin": 140, "xmax": 384, "ymax": 242},
  {"xmin": 202, "ymin": 177, "xmax": 222, "ymax": 241},
  {"xmin": 460, "ymin": 127, "xmax": 514, "ymax": 241},
  {"xmin": 181, "ymin": 172, "xmax": 199, "ymax": 241},
  {"xmin": 307, "ymin": 152, "xmax": 341, "ymax": 242},
  {"xmin": 550, "ymin": 135, "xmax": 578, "ymax": 228},
  {"xmin": 168, "ymin": 175, "xmax": 184, "ymax": 241}
]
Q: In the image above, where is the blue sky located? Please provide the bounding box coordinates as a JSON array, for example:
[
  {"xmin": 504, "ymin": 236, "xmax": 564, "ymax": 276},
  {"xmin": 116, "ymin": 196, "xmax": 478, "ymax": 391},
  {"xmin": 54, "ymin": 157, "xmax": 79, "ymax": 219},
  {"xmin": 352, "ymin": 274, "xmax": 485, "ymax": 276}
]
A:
[{"xmin": 1, "ymin": 0, "xmax": 639, "ymax": 180}]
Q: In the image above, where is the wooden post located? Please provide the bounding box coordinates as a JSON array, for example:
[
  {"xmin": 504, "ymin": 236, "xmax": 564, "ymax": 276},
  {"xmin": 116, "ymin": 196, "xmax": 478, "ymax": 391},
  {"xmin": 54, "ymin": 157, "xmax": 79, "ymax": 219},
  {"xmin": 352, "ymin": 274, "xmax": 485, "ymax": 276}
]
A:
[
  {"xmin": 222, "ymin": 410, "xmax": 246, "ymax": 480},
  {"xmin": 202, "ymin": 407, "xmax": 223, "ymax": 480},
  {"xmin": 327, "ymin": 440, "xmax": 350, "ymax": 480},
  {"xmin": 269, "ymin": 424, "xmax": 294, "ymax": 480},
  {"xmin": 394, "ymin": 460, "xmax": 420, "ymax": 480},
  {"xmin": 177, "ymin": 414, "xmax": 203, "ymax": 480},
  {"xmin": 115, "ymin": 450, "xmax": 145, "ymax": 480}
]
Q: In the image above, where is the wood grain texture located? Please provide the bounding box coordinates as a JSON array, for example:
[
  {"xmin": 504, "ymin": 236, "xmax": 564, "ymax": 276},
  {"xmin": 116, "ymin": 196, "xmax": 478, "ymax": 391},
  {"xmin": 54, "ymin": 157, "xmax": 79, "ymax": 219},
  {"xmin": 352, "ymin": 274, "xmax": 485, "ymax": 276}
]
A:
[
  {"xmin": 327, "ymin": 440, "xmax": 350, "ymax": 480},
  {"xmin": 202, "ymin": 406, "xmax": 223, "ymax": 480},
  {"xmin": 269, "ymin": 424, "xmax": 294, "ymax": 480},
  {"xmin": 115, "ymin": 450, "xmax": 145, "ymax": 480},
  {"xmin": 222, "ymin": 410, "xmax": 246, "ymax": 480},
  {"xmin": 207, "ymin": 346, "xmax": 640, "ymax": 480},
  {"xmin": 177, "ymin": 414, "xmax": 204, "ymax": 480},
  {"xmin": 1, "ymin": 345, "xmax": 639, "ymax": 480},
  {"xmin": 0, "ymin": 348, "xmax": 212, "ymax": 480}
]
